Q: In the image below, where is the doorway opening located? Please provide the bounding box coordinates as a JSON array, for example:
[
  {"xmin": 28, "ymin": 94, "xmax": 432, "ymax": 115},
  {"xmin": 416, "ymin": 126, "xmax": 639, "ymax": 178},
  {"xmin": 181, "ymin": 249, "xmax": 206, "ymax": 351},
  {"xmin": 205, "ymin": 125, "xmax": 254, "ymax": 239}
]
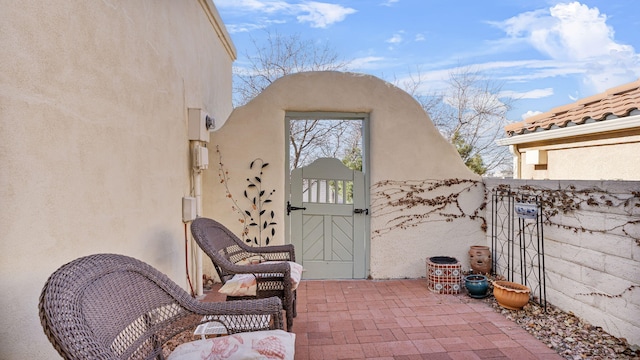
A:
[
  {"xmin": 286, "ymin": 112, "xmax": 366, "ymax": 172},
  {"xmin": 285, "ymin": 112, "xmax": 370, "ymax": 279}
]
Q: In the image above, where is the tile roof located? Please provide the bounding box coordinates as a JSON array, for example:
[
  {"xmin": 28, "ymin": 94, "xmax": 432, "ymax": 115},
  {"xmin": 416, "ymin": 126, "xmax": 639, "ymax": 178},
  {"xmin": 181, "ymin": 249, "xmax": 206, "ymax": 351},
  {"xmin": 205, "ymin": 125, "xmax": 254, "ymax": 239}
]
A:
[{"xmin": 505, "ymin": 79, "xmax": 640, "ymax": 136}]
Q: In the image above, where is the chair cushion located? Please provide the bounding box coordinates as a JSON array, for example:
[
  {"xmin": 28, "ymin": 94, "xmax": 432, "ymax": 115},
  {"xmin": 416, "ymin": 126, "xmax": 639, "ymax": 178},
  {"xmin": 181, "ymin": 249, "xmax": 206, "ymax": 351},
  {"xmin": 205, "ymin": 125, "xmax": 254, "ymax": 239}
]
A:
[
  {"xmin": 218, "ymin": 262, "xmax": 303, "ymax": 297},
  {"xmin": 218, "ymin": 273, "xmax": 257, "ymax": 297},
  {"xmin": 168, "ymin": 329, "xmax": 295, "ymax": 360}
]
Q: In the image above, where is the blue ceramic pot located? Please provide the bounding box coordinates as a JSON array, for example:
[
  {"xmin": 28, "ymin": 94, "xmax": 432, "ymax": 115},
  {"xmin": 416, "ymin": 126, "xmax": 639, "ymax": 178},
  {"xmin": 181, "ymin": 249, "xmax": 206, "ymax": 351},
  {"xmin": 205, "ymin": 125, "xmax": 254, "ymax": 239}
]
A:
[{"xmin": 464, "ymin": 274, "xmax": 489, "ymax": 298}]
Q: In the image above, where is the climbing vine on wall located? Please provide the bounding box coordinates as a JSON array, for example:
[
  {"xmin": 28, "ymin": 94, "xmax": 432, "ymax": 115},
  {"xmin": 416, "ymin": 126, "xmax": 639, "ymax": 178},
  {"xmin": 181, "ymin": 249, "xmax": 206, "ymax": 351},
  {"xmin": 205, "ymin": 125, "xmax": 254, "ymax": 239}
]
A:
[
  {"xmin": 215, "ymin": 146, "xmax": 277, "ymax": 246},
  {"xmin": 577, "ymin": 284, "xmax": 639, "ymax": 298},
  {"xmin": 370, "ymin": 178, "xmax": 486, "ymax": 238},
  {"xmin": 494, "ymin": 184, "xmax": 640, "ymax": 246}
]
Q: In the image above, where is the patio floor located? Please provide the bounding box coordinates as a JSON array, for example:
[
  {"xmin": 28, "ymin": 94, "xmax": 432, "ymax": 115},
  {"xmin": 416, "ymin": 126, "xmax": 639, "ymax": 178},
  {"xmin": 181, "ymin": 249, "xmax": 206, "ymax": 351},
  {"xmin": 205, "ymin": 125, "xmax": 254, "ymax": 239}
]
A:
[{"xmin": 204, "ymin": 279, "xmax": 562, "ymax": 360}]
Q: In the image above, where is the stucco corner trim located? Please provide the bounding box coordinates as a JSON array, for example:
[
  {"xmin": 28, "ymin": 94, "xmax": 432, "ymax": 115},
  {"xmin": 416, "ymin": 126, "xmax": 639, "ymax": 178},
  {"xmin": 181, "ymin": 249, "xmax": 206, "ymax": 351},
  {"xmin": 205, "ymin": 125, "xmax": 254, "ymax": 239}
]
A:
[{"xmin": 199, "ymin": 0, "xmax": 237, "ymax": 61}]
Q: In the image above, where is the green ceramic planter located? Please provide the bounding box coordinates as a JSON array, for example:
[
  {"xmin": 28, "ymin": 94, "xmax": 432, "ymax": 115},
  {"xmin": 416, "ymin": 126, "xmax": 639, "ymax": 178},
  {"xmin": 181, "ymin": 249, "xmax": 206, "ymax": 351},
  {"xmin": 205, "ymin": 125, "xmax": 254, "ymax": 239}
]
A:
[{"xmin": 464, "ymin": 274, "xmax": 489, "ymax": 298}]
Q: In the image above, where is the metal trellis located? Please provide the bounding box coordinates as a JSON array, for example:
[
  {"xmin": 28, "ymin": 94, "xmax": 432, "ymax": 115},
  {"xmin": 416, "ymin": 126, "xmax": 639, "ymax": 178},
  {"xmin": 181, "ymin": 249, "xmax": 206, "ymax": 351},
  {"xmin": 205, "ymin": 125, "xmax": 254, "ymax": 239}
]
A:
[{"xmin": 491, "ymin": 186, "xmax": 547, "ymax": 311}]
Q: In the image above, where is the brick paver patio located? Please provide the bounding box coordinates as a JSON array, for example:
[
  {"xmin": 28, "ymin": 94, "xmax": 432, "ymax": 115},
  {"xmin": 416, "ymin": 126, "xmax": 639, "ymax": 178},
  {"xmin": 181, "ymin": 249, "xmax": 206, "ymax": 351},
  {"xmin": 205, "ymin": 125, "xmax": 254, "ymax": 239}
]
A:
[{"xmin": 205, "ymin": 279, "xmax": 562, "ymax": 359}]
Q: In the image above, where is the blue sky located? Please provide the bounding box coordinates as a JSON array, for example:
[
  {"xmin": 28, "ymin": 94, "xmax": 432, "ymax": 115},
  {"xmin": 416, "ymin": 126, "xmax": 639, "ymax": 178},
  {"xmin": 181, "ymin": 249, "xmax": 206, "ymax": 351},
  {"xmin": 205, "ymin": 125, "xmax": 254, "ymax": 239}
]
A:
[{"xmin": 214, "ymin": 0, "xmax": 640, "ymax": 122}]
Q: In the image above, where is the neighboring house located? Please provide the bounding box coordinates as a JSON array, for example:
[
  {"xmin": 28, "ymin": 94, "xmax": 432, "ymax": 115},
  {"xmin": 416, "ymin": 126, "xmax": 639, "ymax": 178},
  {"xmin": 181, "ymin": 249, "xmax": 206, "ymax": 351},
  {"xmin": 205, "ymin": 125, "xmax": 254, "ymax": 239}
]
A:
[
  {"xmin": 1, "ymin": 1, "xmax": 235, "ymax": 358},
  {"xmin": 497, "ymin": 80, "xmax": 640, "ymax": 180}
]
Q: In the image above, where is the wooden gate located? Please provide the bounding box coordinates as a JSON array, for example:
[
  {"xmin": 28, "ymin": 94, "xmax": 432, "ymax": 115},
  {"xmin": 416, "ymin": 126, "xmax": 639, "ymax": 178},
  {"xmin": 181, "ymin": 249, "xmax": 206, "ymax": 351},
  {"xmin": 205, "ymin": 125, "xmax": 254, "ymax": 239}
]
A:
[{"xmin": 289, "ymin": 158, "xmax": 367, "ymax": 279}]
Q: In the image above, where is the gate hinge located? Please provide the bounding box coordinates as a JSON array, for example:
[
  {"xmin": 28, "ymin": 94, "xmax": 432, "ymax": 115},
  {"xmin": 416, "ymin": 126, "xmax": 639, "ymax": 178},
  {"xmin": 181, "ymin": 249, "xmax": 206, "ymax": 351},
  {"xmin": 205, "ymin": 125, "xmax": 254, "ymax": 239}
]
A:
[{"xmin": 287, "ymin": 201, "xmax": 306, "ymax": 216}]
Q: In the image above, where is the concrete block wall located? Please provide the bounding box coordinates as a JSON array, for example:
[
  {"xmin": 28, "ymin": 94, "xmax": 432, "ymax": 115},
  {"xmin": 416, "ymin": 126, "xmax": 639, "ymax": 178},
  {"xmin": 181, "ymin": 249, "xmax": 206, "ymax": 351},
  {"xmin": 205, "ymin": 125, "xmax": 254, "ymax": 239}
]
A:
[{"xmin": 484, "ymin": 179, "xmax": 640, "ymax": 346}]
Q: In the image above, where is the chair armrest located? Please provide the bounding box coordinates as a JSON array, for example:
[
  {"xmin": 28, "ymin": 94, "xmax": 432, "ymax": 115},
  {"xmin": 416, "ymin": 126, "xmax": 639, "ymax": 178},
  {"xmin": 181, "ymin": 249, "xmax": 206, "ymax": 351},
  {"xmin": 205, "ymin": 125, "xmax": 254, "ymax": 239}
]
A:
[
  {"xmin": 220, "ymin": 262, "xmax": 294, "ymax": 300},
  {"xmin": 194, "ymin": 296, "xmax": 283, "ymax": 316},
  {"xmin": 226, "ymin": 259, "xmax": 292, "ymax": 278},
  {"xmin": 249, "ymin": 244, "xmax": 296, "ymax": 262},
  {"xmin": 178, "ymin": 297, "xmax": 285, "ymax": 333}
]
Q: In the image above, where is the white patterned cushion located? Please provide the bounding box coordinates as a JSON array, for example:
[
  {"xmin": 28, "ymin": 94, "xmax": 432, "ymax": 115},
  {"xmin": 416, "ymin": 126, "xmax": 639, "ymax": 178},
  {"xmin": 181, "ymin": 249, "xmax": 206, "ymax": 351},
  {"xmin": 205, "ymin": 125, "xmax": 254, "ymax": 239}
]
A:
[
  {"xmin": 218, "ymin": 262, "xmax": 303, "ymax": 297},
  {"xmin": 218, "ymin": 274, "xmax": 257, "ymax": 297},
  {"xmin": 168, "ymin": 329, "xmax": 295, "ymax": 360}
]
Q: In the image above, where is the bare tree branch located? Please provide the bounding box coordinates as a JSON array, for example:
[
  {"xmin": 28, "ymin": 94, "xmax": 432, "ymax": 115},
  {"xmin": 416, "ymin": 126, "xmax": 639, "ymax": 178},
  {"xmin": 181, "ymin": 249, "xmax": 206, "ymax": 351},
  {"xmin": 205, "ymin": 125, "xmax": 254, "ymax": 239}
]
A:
[
  {"xmin": 236, "ymin": 30, "xmax": 361, "ymax": 171},
  {"xmin": 399, "ymin": 66, "xmax": 515, "ymax": 175},
  {"xmin": 234, "ymin": 29, "xmax": 351, "ymax": 107}
]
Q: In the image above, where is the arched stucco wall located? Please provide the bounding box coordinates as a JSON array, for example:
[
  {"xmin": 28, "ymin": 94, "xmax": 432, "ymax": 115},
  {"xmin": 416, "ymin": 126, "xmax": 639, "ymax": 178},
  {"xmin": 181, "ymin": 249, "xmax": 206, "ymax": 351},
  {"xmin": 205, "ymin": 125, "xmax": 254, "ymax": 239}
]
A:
[{"xmin": 205, "ymin": 71, "xmax": 486, "ymax": 279}]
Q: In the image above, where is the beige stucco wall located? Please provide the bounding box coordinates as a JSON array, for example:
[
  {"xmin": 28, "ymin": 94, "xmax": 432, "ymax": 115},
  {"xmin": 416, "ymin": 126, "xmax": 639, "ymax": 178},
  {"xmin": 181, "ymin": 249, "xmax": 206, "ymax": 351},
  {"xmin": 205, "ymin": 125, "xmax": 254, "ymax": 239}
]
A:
[
  {"xmin": 0, "ymin": 1, "xmax": 234, "ymax": 358},
  {"xmin": 514, "ymin": 130, "xmax": 640, "ymax": 180},
  {"xmin": 205, "ymin": 71, "xmax": 486, "ymax": 280}
]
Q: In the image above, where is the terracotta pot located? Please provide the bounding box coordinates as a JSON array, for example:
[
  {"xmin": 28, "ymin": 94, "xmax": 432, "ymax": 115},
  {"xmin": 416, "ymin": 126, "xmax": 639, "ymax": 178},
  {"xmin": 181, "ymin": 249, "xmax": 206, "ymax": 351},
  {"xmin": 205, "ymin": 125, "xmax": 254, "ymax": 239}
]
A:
[
  {"xmin": 468, "ymin": 245, "xmax": 492, "ymax": 274},
  {"xmin": 492, "ymin": 281, "xmax": 531, "ymax": 310}
]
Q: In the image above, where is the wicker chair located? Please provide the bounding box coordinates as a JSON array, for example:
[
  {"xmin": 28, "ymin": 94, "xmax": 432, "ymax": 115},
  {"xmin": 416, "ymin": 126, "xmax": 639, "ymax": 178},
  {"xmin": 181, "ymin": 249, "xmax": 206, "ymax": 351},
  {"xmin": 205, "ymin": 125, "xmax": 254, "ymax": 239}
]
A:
[
  {"xmin": 39, "ymin": 253, "xmax": 285, "ymax": 360},
  {"xmin": 191, "ymin": 217, "xmax": 297, "ymax": 332}
]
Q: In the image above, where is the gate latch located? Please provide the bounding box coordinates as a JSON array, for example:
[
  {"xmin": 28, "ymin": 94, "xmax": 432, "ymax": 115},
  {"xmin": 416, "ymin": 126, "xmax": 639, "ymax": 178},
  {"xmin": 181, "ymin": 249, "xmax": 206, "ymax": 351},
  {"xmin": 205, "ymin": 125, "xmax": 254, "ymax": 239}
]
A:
[
  {"xmin": 287, "ymin": 201, "xmax": 306, "ymax": 216},
  {"xmin": 354, "ymin": 208, "xmax": 369, "ymax": 215}
]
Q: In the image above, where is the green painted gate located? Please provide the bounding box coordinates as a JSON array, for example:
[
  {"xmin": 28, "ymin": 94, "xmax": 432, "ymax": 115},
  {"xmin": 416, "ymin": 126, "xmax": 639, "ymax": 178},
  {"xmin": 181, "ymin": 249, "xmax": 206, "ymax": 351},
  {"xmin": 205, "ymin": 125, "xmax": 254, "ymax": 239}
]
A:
[{"xmin": 289, "ymin": 158, "xmax": 367, "ymax": 279}]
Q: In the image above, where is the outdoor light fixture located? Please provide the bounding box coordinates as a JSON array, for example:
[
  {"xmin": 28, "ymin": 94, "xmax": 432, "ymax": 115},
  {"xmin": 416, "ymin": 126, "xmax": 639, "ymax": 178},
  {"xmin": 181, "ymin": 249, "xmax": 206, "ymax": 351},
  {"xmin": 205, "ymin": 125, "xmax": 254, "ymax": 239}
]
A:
[{"xmin": 205, "ymin": 115, "xmax": 215, "ymax": 131}]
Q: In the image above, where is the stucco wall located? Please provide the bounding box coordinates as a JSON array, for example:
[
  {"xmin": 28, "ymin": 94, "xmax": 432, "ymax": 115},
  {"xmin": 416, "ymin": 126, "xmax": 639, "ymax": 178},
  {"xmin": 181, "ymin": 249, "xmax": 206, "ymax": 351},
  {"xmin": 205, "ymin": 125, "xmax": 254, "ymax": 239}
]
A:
[
  {"xmin": 0, "ymin": 1, "xmax": 234, "ymax": 358},
  {"xmin": 516, "ymin": 136, "xmax": 640, "ymax": 180},
  {"xmin": 205, "ymin": 71, "xmax": 486, "ymax": 280},
  {"xmin": 485, "ymin": 179, "xmax": 640, "ymax": 346}
]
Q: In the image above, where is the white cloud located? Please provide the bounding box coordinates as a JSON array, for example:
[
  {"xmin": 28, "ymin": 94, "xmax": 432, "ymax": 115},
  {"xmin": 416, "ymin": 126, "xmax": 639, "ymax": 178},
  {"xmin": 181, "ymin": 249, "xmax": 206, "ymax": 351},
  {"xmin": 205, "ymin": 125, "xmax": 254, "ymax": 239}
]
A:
[
  {"xmin": 349, "ymin": 56, "xmax": 387, "ymax": 70},
  {"xmin": 499, "ymin": 88, "xmax": 554, "ymax": 100},
  {"xmin": 215, "ymin": 0, "xmax": 356, "ymax": 29},
  {"xmin": 215, "ymin": 0, "xmax": 290, "ymax": 13},
  {"xmin": 492, "ymin": 2, "xmax": 640, "ymax": 93},
  {"xmin": 415, "ymin": 33, "xmax": 425, "ymax": 42},
  {"xmin": 225, "ymin": 22, "xmax": 266, "ymax": 33},
  {"xmin": 521, "ymin": 110, "xmax": 543, "ymax": 120},
  {"xmin": 380, "ymin": 0, "xmax": 399, "ymax": 6},
  {"xmin": 496, "ymin": 2, "xmax": 633, "ymax": 60},
  {"xmin": 547, "ymin": 3, "xmax": 631, "ymax": 60},
  {"xmin": 296, "ymin": 2, "xmax": 357, "ymax": 28},
  {"xmin": 391, "ymin": 60, "xmax": 567, "ymax": 102},
  {"xmin": 386, "ymin": 33, "xmax": 403, "ymax": 44}
]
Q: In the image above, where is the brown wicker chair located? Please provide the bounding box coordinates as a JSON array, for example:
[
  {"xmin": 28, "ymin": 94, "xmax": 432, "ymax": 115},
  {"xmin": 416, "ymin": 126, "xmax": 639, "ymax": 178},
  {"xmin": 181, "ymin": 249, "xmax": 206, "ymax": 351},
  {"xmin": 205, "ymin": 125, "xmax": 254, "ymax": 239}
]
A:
[
  {"xmin": 39, "ymin": 253, "xmax": 284, "ymax": 360},
  {"xmin": 191, "ymin": 217, "xmax": 297, "ymax": 332}
]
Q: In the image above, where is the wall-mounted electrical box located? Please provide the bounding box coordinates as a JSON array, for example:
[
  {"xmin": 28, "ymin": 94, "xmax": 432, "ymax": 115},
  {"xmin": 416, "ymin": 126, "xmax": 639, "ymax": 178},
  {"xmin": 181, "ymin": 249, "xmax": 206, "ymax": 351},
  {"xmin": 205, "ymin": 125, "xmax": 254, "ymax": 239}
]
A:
[
  {"xmin": 182, "ymin": 196, "xmax": 197, "ymax": 222},
  {"xmin": 188, "ymin": 108, "xmax": 210, "ymax": 142},
  {"xmin": 194, "ymin": 144, "xmax": 209, "ymax": 170},
  {"xmin": 526, "ymin": 149, "xmax": 548, "ymax": 165}
]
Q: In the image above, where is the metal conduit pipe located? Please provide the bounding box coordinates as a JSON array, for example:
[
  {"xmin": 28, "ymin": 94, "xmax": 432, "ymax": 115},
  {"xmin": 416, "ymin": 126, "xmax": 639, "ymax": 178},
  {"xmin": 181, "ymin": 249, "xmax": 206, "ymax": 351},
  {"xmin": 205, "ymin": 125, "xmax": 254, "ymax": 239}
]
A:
[{"xmin": 190, "ymin": 140, "xmax": 205, "ymax": 297}]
